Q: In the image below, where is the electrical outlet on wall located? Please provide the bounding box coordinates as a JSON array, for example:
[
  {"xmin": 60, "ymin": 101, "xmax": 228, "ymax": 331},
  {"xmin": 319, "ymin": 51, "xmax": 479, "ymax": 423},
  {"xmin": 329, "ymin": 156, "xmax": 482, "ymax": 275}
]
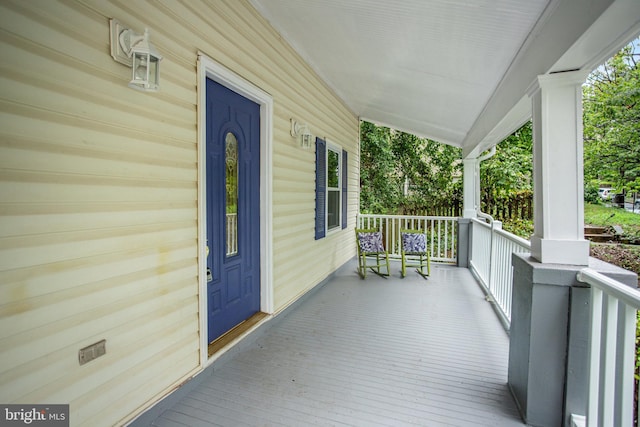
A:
[{"xmin": 78, "ymin": 339, "xmax": 106, "ymax": 365}]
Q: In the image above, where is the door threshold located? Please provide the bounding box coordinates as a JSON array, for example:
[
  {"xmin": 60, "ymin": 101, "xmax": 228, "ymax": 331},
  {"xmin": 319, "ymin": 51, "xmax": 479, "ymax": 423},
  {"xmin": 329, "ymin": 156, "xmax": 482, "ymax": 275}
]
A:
[{"xmin": 208, "ymin": 312, "xmax": 269, "ymax": 358}]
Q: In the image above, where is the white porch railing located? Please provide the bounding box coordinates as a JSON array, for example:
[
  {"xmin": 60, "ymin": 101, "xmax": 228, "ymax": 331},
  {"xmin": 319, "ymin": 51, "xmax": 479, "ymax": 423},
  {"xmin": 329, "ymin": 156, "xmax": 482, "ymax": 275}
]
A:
[
  {"xmin": 575, "ymin": 268, "xmax": 639, "ymax": 427},
  {"xmin": 357, "ymin": 214, "xmax": 458, "ymax": 264},
  {"xmin": 359, "ymin": 213, "xmax": 638, "ymax": 426},
  {"xmin": 469, "ymin": 216, "xmax": 531, "ymax": 325}
]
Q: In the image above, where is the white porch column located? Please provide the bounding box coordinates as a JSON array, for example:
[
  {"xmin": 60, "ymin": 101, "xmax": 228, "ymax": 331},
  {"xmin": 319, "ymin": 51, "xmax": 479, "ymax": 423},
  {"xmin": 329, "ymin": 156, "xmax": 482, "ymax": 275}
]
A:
[
  {"xmin": 528, "ymin": 70, "xmax": 591, "ymax": 265},
  {"xmin": 462, "ymin": 157, "xmax": 477, "ymax": 218},
  {"xmin": 457, "ymin": 157, "xmax": 478, "ymax": 268}
]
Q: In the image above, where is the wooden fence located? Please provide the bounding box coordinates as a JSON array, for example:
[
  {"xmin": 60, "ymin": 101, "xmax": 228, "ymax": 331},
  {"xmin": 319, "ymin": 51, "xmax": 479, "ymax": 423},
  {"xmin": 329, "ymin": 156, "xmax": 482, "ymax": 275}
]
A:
[
  {"xmin": 481, "ymin": 191, "xmax": 533, "ymax": 221},
  {"xmin": 400, "ymin": 191, "xmax": 533, "ymax": 221}
]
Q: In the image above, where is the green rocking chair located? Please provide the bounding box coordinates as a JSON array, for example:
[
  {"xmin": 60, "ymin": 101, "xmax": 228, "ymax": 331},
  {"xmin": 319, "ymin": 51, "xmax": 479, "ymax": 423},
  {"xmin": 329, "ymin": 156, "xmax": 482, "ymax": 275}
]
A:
[
  {"xmin": 400, "ymin": 229, "xmax": 430, "ymax": 279},
  {"xmin": 355, "ymin": 228, "xmax": 390, "ymax": 279}
]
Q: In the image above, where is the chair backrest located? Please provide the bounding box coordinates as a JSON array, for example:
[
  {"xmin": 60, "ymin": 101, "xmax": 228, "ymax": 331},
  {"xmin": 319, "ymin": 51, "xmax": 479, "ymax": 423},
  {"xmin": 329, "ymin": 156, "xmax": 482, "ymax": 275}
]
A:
[
  {"xmin": 356, "ymin": 229, "xmax": 385, "ymax": 253},
  {"xmin": 401, "ymin": 230, "xmax": 427, "ymax": 253}
]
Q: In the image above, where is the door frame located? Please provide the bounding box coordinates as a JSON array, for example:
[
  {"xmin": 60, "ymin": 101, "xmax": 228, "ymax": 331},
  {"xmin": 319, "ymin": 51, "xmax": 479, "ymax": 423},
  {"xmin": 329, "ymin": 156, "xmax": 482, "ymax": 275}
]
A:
[{"xmin": 197, "ymin": 53, "xmax": 273, "ymax": 366}]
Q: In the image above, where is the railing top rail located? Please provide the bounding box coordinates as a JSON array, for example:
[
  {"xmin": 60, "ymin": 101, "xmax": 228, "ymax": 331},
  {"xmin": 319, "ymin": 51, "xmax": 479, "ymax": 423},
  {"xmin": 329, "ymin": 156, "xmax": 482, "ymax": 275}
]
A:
[
  {"xmin": 358, "ymin": 214, "xmax": 459, "ymax": 220},
  {"xmin": 470, "ymin": 217, "xmax": 531, "ymax": 249},
  {"xmin": 577, "ymin": 268, "xmax": 640, "ymax": 309}
]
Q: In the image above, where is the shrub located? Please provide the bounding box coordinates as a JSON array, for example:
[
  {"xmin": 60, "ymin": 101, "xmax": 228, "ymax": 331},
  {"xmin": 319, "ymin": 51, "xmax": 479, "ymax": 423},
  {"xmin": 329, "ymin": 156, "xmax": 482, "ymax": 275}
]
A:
[{"xmin": 584, "ymin": 183, "xmax": 601, "ymax": 204}]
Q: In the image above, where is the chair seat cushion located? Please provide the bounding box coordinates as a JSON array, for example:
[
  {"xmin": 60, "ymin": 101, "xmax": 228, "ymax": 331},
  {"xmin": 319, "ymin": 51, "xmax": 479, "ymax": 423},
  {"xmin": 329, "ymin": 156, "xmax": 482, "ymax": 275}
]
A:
[
  {"xmin": 402, "ymin": 233, "xmax": 426, "ymax": 252},
  {"xmin": 358, "ymin": 231, "xmax": 385, "ymax": 252}
]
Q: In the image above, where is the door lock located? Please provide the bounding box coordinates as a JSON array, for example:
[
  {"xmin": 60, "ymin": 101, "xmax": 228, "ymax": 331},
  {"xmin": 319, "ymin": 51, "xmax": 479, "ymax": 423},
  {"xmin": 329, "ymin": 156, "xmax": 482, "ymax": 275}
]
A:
[{"xmin": 207, "ymin": 267, "xmax": 213, "ymax": 282}]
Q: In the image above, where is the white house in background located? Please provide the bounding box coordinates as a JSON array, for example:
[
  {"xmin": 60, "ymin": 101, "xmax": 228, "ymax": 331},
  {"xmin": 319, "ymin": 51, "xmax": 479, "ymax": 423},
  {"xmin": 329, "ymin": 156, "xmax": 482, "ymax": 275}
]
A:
[{"xmin": 0, "ymin": 0, "xmax": 638, "ymax": 426}]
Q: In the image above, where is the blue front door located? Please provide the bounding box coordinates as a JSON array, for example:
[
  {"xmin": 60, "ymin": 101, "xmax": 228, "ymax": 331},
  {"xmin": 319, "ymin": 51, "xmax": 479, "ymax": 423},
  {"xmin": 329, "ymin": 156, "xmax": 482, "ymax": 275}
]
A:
[{"xmin": 206, "ymin": 78, "xmax": 261, "ymax": 343}]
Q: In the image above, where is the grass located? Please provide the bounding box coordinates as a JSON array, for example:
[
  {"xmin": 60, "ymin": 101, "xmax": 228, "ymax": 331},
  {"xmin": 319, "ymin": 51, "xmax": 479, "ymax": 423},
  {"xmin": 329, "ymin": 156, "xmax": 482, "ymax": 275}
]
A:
[
  {"xmin": 502, "ymin": 204, "xmax": 640, "ymax": 276},
  {"xmin": 585, "ymin": 203, "xmax": 640, "ymax": 237}
]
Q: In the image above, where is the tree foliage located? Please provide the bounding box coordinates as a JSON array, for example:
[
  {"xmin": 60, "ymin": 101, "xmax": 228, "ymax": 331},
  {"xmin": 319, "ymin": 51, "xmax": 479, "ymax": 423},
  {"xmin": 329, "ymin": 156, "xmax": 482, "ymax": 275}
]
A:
[
  {"xmin": 583, "ymin": 39, "xmax": 640, "ymax": 193},
  {"xmin": 480, "ymin": 121, "xmax": 533, "ymax": 197},
  {"xmin": 359, "ymin": 121, "xmax": 401, "ymax": 213},
  {"xmin": 360, "ymin": 120, "xmax": 533, "ymax": 216},
  {"xmin": 359, "ymin": 121, "xmax": 462, "ymax": 214},
  {"xmin": 392, "ymin": 131, "xmax": 462, "ymax": 213}
]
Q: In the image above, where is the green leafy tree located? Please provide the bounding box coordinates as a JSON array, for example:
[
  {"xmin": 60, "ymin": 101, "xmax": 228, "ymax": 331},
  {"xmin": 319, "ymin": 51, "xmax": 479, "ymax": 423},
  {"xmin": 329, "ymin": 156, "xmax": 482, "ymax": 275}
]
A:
[
  {"xmin": 480, "ymin": 121, "xmax": 533, "ymax": 197},
  {"xmin": 361, "ymin": 120, "xmax": 534, "ymax": 219},
  {"xmin": 392, "ymin": 132, "xmax": 462, "ymax": 213},
  {"xmin": 359, "ymin": 121, "xmax": 462, "ymax": 214},
  {"xmin": 583, "ymin": 40, "xmax": 640, "ymax": 194},
  {"xmin": 478, "ymin": 122, "xmax": 534, "ymax": 230},
  {"xmin": 359, "ymin": 121, "xmax": 402, "ymax": 213}
]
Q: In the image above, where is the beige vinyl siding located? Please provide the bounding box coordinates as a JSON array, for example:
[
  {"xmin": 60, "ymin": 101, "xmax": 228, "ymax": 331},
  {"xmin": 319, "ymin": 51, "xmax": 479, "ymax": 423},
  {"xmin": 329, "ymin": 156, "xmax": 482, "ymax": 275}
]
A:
[
  {"xmin": 0, "ymin": 1, "xmax": 200, "ymax": 425},
  {"xmin": 0, "ymin": 0, "xmax": 358, "ymax": 425}
]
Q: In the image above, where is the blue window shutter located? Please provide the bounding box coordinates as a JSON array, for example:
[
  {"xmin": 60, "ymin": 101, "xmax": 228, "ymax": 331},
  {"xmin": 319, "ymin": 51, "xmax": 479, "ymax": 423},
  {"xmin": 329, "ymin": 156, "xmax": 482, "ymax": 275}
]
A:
[
  {"xmin": 342, "ymin": 150, "xmax": 348, "ymax": 229},
  {"xmin": 315, "ymin": 137, "xmax": 326, "ymax": 240}
]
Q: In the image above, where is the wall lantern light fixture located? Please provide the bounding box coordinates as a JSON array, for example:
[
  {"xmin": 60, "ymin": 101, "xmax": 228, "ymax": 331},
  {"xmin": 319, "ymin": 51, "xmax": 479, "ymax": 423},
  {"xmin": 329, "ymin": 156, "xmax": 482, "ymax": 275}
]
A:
[
  {"xmin": 110, "ymin": 19, "xmax": 162, "ymax": 92},
  {"xmin": 291, "ymin": 119, "xmax": 313, "ymax": 149}
]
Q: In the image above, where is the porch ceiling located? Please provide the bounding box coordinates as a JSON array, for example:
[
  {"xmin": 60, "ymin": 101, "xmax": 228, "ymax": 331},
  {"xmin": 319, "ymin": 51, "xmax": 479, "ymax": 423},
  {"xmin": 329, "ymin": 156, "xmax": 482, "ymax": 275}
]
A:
[{"xmin": 250, "ymin": 0, "xmax": 640, "ymax": 157}]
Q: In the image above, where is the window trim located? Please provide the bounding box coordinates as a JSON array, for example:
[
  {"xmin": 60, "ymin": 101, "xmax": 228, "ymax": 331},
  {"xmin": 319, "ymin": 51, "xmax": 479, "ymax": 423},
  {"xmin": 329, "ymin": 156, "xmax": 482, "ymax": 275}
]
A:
[
  {"xmin": 326, "ymin": 141, "xmax": 342, "ymax": 235},
  {"xmin": 315, "ymin": 138, "xmax": 348, "ymax": 240}
]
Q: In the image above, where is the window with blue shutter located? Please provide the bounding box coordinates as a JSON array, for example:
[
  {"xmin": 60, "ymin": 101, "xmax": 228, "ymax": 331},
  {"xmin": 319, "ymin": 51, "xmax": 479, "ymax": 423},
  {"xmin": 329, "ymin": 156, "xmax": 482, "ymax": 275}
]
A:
[{"xmin": 315, "ymin": 139, "xmax": 348, "ymax": 239}]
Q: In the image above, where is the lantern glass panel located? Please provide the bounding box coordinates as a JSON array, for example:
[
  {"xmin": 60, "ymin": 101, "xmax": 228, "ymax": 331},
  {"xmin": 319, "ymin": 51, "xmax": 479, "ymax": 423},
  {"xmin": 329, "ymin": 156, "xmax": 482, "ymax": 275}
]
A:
[{"xmin": 148, "ymin": 56, "xmax": 159, "ymax": 88}]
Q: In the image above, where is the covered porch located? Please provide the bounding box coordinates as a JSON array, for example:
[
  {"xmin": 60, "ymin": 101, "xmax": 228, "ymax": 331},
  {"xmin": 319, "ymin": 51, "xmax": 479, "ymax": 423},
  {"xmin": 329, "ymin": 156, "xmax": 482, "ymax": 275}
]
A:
[
  {"xmin": 1, "ymin": 1, "xmax": 639, "ymax": 426},
  {"xmin": 136, "ymin": 259, "xmax": 524, "ymax": 426}
]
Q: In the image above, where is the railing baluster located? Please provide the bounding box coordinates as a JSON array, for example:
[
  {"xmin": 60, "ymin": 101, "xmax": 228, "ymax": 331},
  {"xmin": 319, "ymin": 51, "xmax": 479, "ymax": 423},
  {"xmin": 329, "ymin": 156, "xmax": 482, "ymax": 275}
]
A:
[
  {"xmin": 390, "ymin": 217, "xmax": 395, "ymax": 254},
  {"xmin": 438, "ymin": 221, "xmax": 442, "ymax": 257},
  {"xmin": 436, "ymin": 219, "xmax": 439, "ymax": 258},
  {"xmin": 587, "ymin": 286, "xmax": 603, "ymax": 427},
  {"xmin": 496, "ymin": 240, "xmax": 502, "ymax": 299},
  {"xmin": 451, "ymin": 218, "xmax": 455, "ymax": 259},
  {"xmin": 617, "ymin": 303, "xmax": 635, "ymax": 427},
  {"xmin": 600, "ymin": 294, "xmax": 618, "ymax": 426},
  {"xmin": 444, "ymin": 220, "xmax": 448, "ymax": 260}
]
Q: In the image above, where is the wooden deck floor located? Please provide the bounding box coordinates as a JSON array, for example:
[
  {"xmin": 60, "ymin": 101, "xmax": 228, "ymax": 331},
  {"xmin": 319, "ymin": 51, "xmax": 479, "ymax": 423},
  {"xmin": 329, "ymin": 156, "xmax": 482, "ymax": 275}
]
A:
[{"xmin": 147, "ymin": 260, "xmax": 526, "ymax": 426}]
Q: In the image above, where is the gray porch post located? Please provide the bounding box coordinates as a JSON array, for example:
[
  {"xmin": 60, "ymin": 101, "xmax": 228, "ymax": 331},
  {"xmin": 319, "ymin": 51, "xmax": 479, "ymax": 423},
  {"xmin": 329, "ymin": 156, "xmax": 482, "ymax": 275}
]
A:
[
  {"xmin": 456, "ymin": 218, "xmax": 471, "ymax": 268},
  {"xmin": 508, "ymin": 70, "xmax": 591, "ymax": 427},
  {"xmin": 510, "ymin": 255, "xmax": 637, "ymax": 427}
]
